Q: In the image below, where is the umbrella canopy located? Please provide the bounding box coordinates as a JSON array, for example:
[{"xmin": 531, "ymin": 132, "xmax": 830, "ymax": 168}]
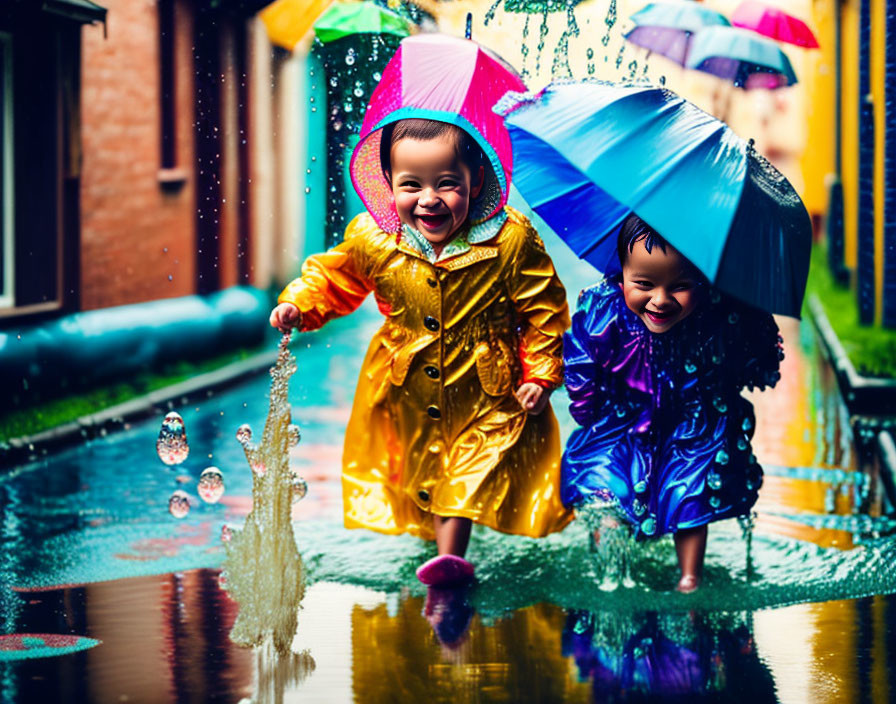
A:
[
  {"xmin": 624, "ymin": 1, "xmax": 730, "ymax": 66},
  {"xmin": 731, "ymin": 1, "xmax": 819, "ymax": 49},
  {"xmin": 499, "ymin": 81, "xmax": 811, "ymax": 317},
  {"xmin": 349, "ymin": 33, "xmax": 526, "ymax": 233},
  {"xmin": 260, "ymin": 0, "xmax": 333, "ymax": 51},
  {"xmin": 686, "ymin": 26, "xmax": 798, "ymax": 88},
  {"xmin": 313, "ymin": 1, "xmax": 411, "ymax": 44}
]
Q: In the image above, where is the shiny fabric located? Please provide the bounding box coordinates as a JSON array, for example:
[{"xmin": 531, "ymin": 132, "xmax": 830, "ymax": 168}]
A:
[
  {"xmin": 278, "ymin": 207, "xmax": 572, "ymax": 540},
  {"xmin": 561, "ymin": 277, "xmax": 782, "ymax": 539}
]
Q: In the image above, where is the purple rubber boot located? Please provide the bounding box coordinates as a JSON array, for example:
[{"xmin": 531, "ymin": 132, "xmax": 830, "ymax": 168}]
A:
[{"xmin": 416, "ymin": 554, "xmax": 474, "ymax": 587}]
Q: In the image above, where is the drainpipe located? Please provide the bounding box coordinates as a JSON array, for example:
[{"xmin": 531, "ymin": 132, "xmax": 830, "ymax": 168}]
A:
[{"xmin": 857, "ymin": 0, "xmax": 875, "ymax": 324}]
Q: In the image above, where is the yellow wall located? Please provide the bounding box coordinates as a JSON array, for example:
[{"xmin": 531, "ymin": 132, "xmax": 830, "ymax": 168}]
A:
[
  {"xmin": 872, "ymin": 0, "xmax": 886, "ymax": 323},
  {"xmin": 840, "ymin": 0, "xmax": 860, "ymax": 269}
]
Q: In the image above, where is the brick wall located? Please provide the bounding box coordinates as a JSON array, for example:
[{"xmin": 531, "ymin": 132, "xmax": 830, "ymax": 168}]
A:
[{"xmin": 79, "ymin": 0, "xmax": 197, "ymax": 310}]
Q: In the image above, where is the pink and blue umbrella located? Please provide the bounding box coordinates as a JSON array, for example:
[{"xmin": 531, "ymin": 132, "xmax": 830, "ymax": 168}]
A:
[
  {"xmin": 731, "ymin": 1, "xmax": 819, "ymax": 49},
  {"xmin": 686, "ymin": 26, "xmax": 798, "ymax": 89},
  {"xmin": 349, "ymin": 33, "xmax": 525, "ymax": 234},
  {"xmin": 625, "ymin": 1, "xmax": 730, "ymax": 66},
  {"xmin": 499, "ymin": 81, "xmax": 811, "ymax": 317}
]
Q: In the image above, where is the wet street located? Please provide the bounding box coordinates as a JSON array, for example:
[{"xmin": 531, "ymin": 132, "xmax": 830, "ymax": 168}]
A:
[{"xmin": 1, "ymin": 219, "xmax": 896, "ymax": 703}]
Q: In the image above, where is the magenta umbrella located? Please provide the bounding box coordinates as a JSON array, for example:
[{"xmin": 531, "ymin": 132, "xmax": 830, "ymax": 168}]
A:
[
  {"xmin": 349, "ymin": 33, "xmax": 526, "ymax": 234},
  {"xmin": 731, "ymin": 1, "xmax": 819, "ymax": 49}
]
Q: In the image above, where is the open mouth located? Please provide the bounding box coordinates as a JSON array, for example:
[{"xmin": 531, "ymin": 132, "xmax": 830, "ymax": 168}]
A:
[
  {"xmin": 416, "ymin": 213, "xmax": 449, "ymax": 231},
  {"xmin": 644, "ymin": 309, "xmax": 675, "ymax": 325}
]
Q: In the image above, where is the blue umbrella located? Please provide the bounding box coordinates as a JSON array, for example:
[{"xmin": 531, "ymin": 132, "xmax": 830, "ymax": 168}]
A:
[
  {"xmin": 499, "ymin": 81, "xmax": 811, "ymax": 317},
  {"xmin": 686, "ymin": 26, "xmax": 798, "ymax": 88},
  {"xmin": 625, "ymin": 1, "xmax": 730, "ymax": 66}
]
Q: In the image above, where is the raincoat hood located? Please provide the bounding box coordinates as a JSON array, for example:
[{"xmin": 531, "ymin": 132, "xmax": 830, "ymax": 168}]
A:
[{"xmin": 349, "ymin": 33, "xmax": 525, "ymax": 234}]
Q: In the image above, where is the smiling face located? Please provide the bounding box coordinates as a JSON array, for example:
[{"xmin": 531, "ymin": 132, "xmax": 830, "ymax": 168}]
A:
[
  {"xmin": 389, "ymin": 135, "xmax": 483, "ymax": 253},
  {"xmin": 621, "ymin": 238, "xmax": 700, "ymax": 333}
]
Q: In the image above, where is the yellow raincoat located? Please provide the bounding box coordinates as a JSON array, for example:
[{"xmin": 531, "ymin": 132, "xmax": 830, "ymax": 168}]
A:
[{"xmin": 278, "ymin": 207, "xmax": 573, "ymax": 539}]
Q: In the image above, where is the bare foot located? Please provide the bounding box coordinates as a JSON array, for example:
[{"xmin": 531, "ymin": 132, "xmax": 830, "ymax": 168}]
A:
[{"xmin": 676, "ymin": 574, "xmax": 700, "ymax": 593}]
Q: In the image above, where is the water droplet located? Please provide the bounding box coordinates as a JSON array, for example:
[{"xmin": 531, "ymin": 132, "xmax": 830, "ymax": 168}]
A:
[
  {"xmin": 715, "ymin": 450, "xmax": 729, "ymax": 465},
  {"xmin": 168, "ymin": 490, "xmax": 190, "ymax": 518},
  {"xmin": 287, "ymin": 424, "xmax": 301, "ymax": 447},
  {"xmin": 329, "ymin": 76, "xmax": 338, "ymax": 87},
  {"xmin": 707, "ymin": 472, "xmax": 722, "ymax": 490},
  {"xmin": 168, "ymin": 275, "xmax": 173, "ymax": 281},
  {"xmin": 640, "ymin": 517, "xmax": 656, "ymax": 535},
  {"xmin": 198, "ymin": 466, "xmax": 225, "ymax": 503},
  {"xmin": 353, "ymin": 87, "xmax": 363, "ymax": 97},
  {"xmin": 373, "ymin": 71, "xmax": 381, "ymax": 81},
  {"xmin": 290, "ymin": 474, "xmax": 308, "ymax": 503},
  {"xmin": 684, "ymin": 362, "xmax": 697, "ymax": 374},
  {"xmin": 157, "ymin": 412, "xmax": 189, "ymax": 465},
  {"xmin": 634, "ymin": 480, "xmax": 647, "ymax": 494},
  {"xmin": 709, "ymin": 495, "xmax": 721, "ymax": 508},
  {"xmin": 343, "ymin": 101, "xmax": 354, "ymax": 113},
  {"xmin": 236, "ymin": 424, "xmax": 252, "ymax": 445}
]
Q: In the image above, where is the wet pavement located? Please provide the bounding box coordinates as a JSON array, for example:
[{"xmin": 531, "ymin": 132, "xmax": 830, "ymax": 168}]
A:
[{"xmin": 1, "ymin": 213, "xmax": 896, "ymax": 702}]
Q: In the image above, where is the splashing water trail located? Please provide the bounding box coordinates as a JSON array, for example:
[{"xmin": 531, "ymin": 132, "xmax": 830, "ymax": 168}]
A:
[
  {"xmin": 580, "ymin": 503, "xmax": 636, "ymax": 591},
  {"xmin": 601, "ymin": 0, "xmax": 616, "ymax": 47},
  {"xmin": 483, "ymin": 0, "xmax": 503, "ymax": 26},
  {"xmin": 156, "ymin": 411, "xmax": 189, "ymax": 465},
  {"xmin": 221, "ymin": 333, "xmax": 308, "ymax": 654}
]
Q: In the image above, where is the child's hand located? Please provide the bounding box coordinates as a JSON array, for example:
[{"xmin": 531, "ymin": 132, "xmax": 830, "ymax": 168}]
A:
[
  {"xmin": 269, "ymin": 302, "xmax": 302, "ymax": 333},
  {"xmin": 516, "ymin": 382, "xmax": 551, "ymax": 415}
]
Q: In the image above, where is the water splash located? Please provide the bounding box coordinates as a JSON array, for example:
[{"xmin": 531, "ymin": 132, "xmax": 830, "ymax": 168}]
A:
[
  {"xmin": 550, "ymin": 3, "xmax": 580, "ymax": 79},
  {"xmin": 220, "ymin": 333, "xmax": 308, "ymax": 654},
  {"xmin": 156, "ymin": 412, "xmax": 189, "ymax": 465}
]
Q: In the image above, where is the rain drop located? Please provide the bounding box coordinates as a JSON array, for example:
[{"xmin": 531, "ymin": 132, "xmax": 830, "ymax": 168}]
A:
[
  {"xmin": 236, "ymin": 424, "xmax": 252, "ymax": 445},
  {"xmin": 157, "ymin": 412, "xmax": 189, "ymax": 465},
  {"xmin": 290, "ymin": 474, "xmax": 308, "ymax": 503},
  {"xmin": 198, "ymin": 466, "xmax": 225, "ymax": 503},
  {"xmin": 169, "ymin": 490, "xmax": 190, "ymax": 518}
]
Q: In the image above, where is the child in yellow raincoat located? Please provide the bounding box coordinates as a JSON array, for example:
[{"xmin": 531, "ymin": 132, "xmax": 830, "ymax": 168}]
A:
[{"xmin": 270, "ymin": 35, "xmax": 571, "ymax": 586}]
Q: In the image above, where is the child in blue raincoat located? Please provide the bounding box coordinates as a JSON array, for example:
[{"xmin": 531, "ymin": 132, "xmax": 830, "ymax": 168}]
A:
[{"xmin": 561, "ymin": 213, "xmax": 783, "ymax": 592}]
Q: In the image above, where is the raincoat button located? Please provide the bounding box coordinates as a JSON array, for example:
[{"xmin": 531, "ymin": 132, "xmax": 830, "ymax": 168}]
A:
[
  {"xmin": 424, "ymin": 316, "xmax": 440, "ymax": 332},
  {"xmin": 418, "ymin": 489, "xmax": 430, "ymax": 502},
  {"xmin": 427, "ymin": 277, "xmax": 438, "ymax": 288},
  {"xmin": 424, "ymin": 366, "xmax": 440, "ymax": 379},
  {"xmin": 427, "ymin": 405, "xmax": 441, "ymax": 419}
]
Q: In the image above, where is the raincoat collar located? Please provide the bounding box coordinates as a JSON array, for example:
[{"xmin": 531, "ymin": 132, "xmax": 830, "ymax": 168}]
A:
[{"xmin": 398, "ymin": 210, "xmax": 508, "ymax": 264}]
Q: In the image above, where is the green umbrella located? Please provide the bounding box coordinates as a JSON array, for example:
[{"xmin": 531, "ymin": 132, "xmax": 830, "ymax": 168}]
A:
[{"xmin": 313, "ymin": 1, "xmax": 412, "ymax": 44}]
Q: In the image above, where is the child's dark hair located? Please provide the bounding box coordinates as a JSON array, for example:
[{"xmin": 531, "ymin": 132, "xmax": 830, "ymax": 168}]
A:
[
  {"xmin": 617, "ymin": 212, "xmax": 706, "ymax": 284},
  {"xmin": 617, "ymin": 212, "xmax": 668, "ymax": 265},
  {"xmin": 379, "ymin": 118, "xmax": 486, "ymax": 180}
]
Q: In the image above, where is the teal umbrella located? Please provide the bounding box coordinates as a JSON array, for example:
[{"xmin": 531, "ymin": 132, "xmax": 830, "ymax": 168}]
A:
[
  {"xmin": 625, "ymin": 1, "xmax": 730, "ymax": 66},
  {"xmin": 500, "ymin": 81, "xmax": 811, "ymax": 317},
  {"xmin": 313, "ymin": 2, "xmax": 412, "ymax": 44},
  {"xmin": 686, "ymin": 25, "xmax": 798, "ymax": 88}
]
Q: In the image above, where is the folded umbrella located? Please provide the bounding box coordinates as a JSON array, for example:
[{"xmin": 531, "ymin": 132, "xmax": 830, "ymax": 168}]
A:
[
  {"xmin": 499, "ymin": 81, "xmax": 811, "ymax": 317},
  {"xmin": 686, "ymin": 25, "xmax": 798, "ymax": 89},
  {"xmin": 624, "ymin": 1, "xmax": 730, "ymax": 66}
]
